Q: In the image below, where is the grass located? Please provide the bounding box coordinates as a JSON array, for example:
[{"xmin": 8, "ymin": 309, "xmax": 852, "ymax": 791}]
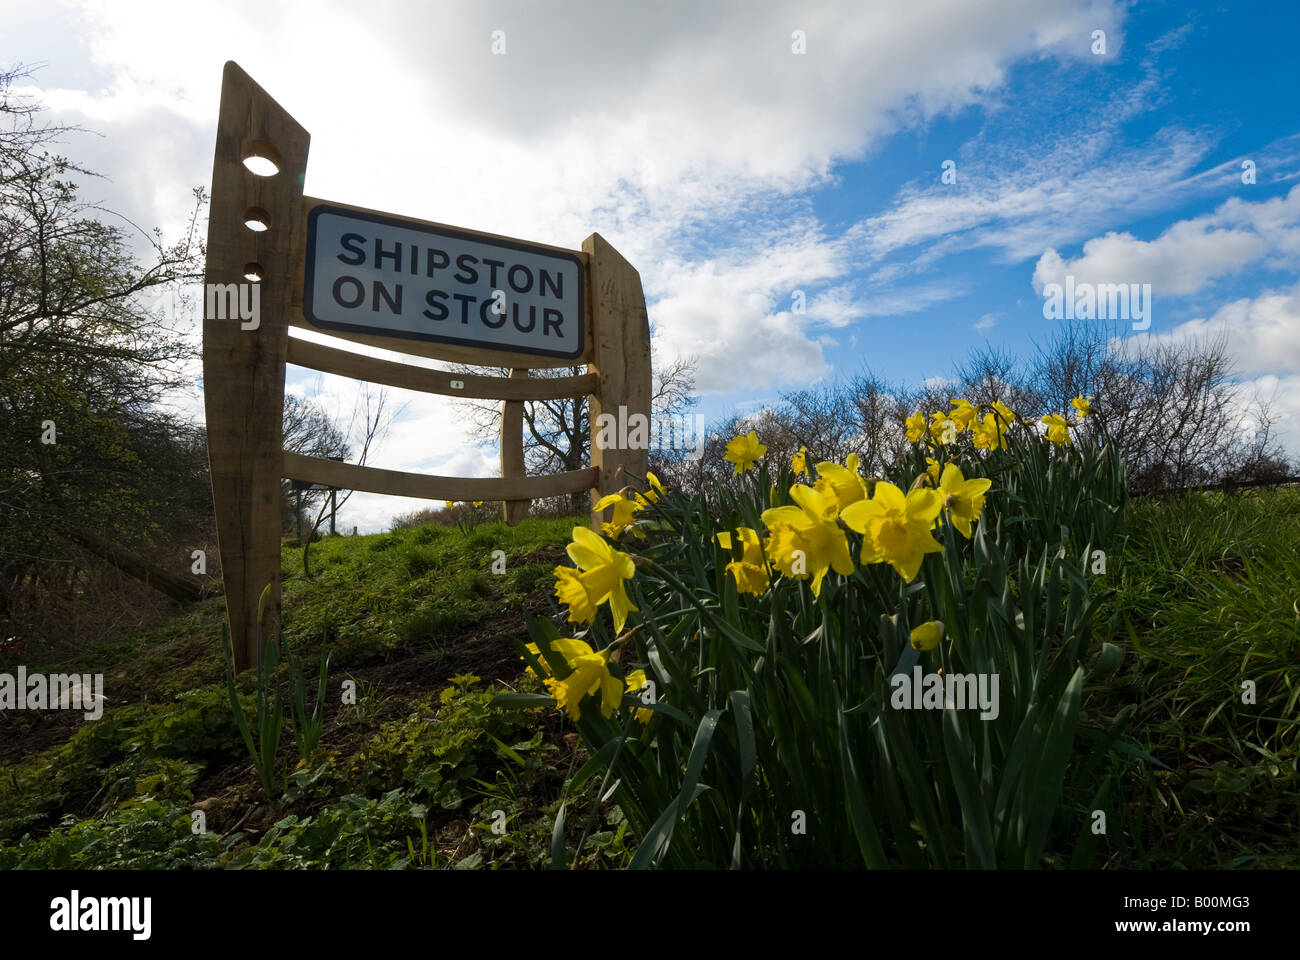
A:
[
  {"xmin": 279, "ymin": 515, "xmax": 577, "ymax": 666},
  {"xmin": 0, "ymin": 496, "xmax": 1296, "ymax": 868},
  {"xmin": 1091, "ymin": 488, "xmax": 1300, "ymax": 867},
  {"xmin": 0, "ymin": 514, "xmax": 622, "ymax": 869}
]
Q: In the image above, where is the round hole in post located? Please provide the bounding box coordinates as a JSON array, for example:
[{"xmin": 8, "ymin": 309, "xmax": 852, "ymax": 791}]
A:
[
  {"xmin": 243, "ymin": 262, "xmax": 264, "ymax": 282},
  {"xmin": 243, "ymin": 207, "xmax": 270, "ymax": 232},
  {"xmin": 240, "ymin": 139, "xmax": 282, "ymax": 177}
]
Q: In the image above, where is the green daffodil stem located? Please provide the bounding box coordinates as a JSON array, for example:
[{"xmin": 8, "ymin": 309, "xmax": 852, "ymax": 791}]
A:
[
  {"xmin": 636, "ymin": 556, "xmax": 725, "ymax": 625},
  {"xmin": 571, "ymin": 708, "xmax": 638, "ymax": 869}
]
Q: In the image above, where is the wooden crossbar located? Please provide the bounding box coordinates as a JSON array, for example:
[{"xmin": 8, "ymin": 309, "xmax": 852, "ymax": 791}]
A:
[
  {"xmin": 286, "ymin": 336, "xmax": 596, "ymax": 400},
  {"xmin": 282, "ymin": 452, "xmax": 598, "ymax": 502}
]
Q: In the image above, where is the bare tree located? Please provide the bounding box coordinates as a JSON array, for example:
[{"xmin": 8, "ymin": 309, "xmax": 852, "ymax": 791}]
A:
[
  {"xmin": 658, "ymin": 315, "xmax": 1292, "ymax": 503},
  {"xmin": 954, "ymin": 344, "xmax": 1042, "ymax": 416},
  {"xmin": 1026, "ymin": 321, "xmax": 1282, "ymax": 491},
  {"xmin": 281, "ymin": 392, "xmax": 352, "ymax": 530},
  {"xmin": 444, "ymin": 348, "xmax": 699, "ymax": 515},
  {"xmin": 300, "ymin": 383, "xmax": 394, "ymax": 577}
]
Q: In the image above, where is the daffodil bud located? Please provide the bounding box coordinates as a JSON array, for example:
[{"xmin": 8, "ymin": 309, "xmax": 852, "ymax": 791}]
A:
[
  {"xmin": 909, "ymin": 619, "xmax": 945, "ymax": 652},
  {"xmin": 769, "ymin": 485, "xmax": 780, "ymax": 507}
]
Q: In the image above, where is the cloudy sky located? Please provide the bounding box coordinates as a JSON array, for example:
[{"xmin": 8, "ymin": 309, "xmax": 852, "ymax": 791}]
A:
[{"xmin": 6, "ymin": 0, "xmax": 1298, "ymax": 532}]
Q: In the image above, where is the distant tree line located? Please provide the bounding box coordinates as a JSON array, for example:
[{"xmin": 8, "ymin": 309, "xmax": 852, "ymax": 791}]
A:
[{"xmin": 649, "ymin": 320, "xmax": 1291, "ymax": 504}]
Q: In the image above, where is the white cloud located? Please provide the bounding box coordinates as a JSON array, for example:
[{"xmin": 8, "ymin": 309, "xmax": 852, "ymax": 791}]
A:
[
  {"xmin": 974, "ymin": 313, "xmax": 998, "ymax": 333},
  {"xmin": 1113, "ymin": 282, "xmax": 1300, "ymax": 465},
  {"xmin": 922, "ymin": 375, "xmax": 957, "ymax": 391},
  {"xmin": 648, "ymin": 218, "xmax": 853, "ymax": 391},
  {"xmin": 6, "ymin": 0, "xmax": 1163, "ymax": 525},
  {"xmin": 11, "ymin": 0, "xmax": 1134, "ymax": 388},
  {"xmin": 1239, "ymin": 373, "xmax": 1300, "ymax": 461},
  {"xmin": 1124, "ymin": 282, "xmax": 1300, "ymax": 377},
  {"xmin": 844, "ymin": 105, "xmax": 1219, "ymax": 267},
  {"xmin": 1032, "ymin": 185, "xmax": 1300, "ymax": 297}
]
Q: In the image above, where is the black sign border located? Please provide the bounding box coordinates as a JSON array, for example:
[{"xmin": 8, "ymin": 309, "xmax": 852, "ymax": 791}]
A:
[{"xmin": 302, "ymin": 204, "xmax": 586, "ymax": 361}]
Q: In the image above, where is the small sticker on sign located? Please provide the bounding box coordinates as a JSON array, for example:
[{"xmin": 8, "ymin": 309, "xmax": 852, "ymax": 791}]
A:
[{"xmin": 450, "ymin": 380, "xmax": 464, "ymax": 389}]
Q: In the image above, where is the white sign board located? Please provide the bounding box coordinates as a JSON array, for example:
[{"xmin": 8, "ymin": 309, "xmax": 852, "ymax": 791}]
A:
[{"xmin": 303, "ymin": 205, "xmax": 585, "ymax": 360}]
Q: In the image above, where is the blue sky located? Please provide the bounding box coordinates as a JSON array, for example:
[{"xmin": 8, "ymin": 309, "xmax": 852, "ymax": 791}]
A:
[
  {"xmin": 6, "ymin": 0, "xmax": 1298, "ymax": 531},
  {"xmin": 690, "ymin": 0, "xmax": 1300, "ymax": 424}
]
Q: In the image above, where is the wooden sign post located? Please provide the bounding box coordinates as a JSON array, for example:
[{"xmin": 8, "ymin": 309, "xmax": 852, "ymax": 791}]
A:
[{"xmin": 203, "ymin": 63, "xmax": 649, "ymax": 671}]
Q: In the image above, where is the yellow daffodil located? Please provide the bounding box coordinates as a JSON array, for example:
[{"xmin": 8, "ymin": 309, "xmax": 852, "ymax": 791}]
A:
[
  {"xmin": 760, "ymin": 484, "xmax": 854, "ymax": 597},
  {"xmin": 644, "ymin": 470, "xmax": 665, "ymax": 502},
  {"xmin": 1041, "ymin": 413, "xmax": 1071, "ymax": 445},
  {"xmin": 1070, "ymin": 395, "xmax": 1092, "ymax": 418},
  {"xmin": 841, "ymin": 481, "xmax": 944, "ymax": 582},
  {"xmin": 624, "ymin": 668, "xmax": 654, "ymax": 724},
  {"xmin": 594, "ymin": 492, "xmax": 644, "ymax": 539},
  {"xmin": 938, "ymin": 463, "xmax": 992, "ymax": 539},
  {"xmin": 905, "ymin": 411, "xmax": 927, "ymax": 443},
  {"xmin": 541, "ymin": 637, "xmax": 623, "ymax": 721},
  {"xmin": 792, "ymin": 446, "xmax": 808, "ymax": 477},
  {"xmin": 445, "ymin": 500, "xmax": 455, "ymax": 508},
  {"xmin": 724, "ymin": 430, "xmax": 766, "ymax": 475},
  {"xmin": 925, "ymin": 456, "xmax": 941, "ymax": 486},
  {"xmin": 814, "ymin": 453, "xmax": 867, "ymax": 512},
  {"xmin": 717, "ymin": 527, "xmax": 771, "ymax": 596},
  {"xmin": 910, "ymin": 620, "xmax": 945, "ymax": 652},
  {"xmin": 553, "ymin": 526, "xmax": 638, "ymax": 633},
  {"xmin": 991, "ymin": 400, "xmax": 1017, "ymax": 427},
  {"xmin": 972, "ymin": 412, "xmax": 1009, "ymax": 451},
  {"xmin": 523, "ymin": 641, "xmax": 550, "ymax": 678},
  {"xmin": 949, "ymin": 399, "xmax": 978, "ymax": 430},
  {"xmin": 472, "ymin": 500, "xmax": 484, "ymax": 508},
  {"xmin": 929, "ymin": 412, "xmax": 958, "ymax": 445},
  {"xmin": 634, "ymin": 471, "xmax": 666, "ymax": 506}
]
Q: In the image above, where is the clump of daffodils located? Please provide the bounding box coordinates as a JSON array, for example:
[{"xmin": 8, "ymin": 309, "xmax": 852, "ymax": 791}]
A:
[
  {"xmin": 539, "ymin": 526, "xmax": 648, "ymax": 722},
  {"xmin": 906, "ymin": 399, "xmax": 1021, "ymax": 449},
  {"xmin": 761, "ymin": 484, "xmax": 855, "ymax": 596},
  {"xmin": 713, "ymin": 431, "xmax": 995, "ymax": 592},
  {"xmin": 900, "ymin": 396, "xmax": 1101, "ymax": 451},
  {"xmin": 538, "ymin": 432, "xmax": 1000, "ymax": 722}
]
